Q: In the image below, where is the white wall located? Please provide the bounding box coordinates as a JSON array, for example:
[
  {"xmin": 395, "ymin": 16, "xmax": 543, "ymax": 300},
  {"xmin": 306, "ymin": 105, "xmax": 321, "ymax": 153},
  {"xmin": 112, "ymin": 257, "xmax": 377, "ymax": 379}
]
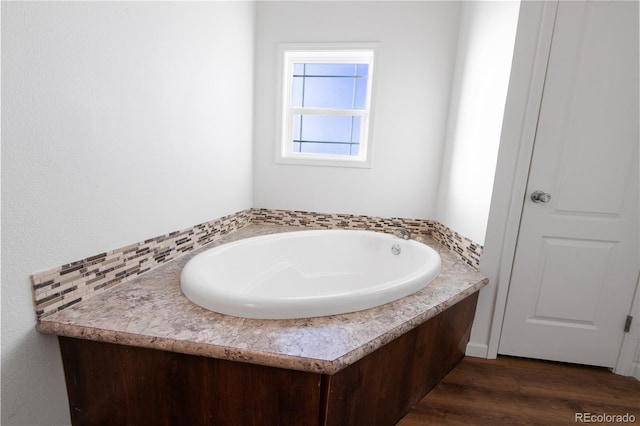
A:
[
  {"xmin": 253, "ymin": 1, "xmax": 461, "ymax": 219},
  {"xmin": 435, "ymin": 1, "xmax": 520, "ymax": 245},
  {"xmin": 465, "ymin": 1, "xmax": 553, "ymax": 359},
  {"xmin": 1, "ymin": 2, "xmax": 255, "ymax": 424},
  {"xmin": 0, "ymin": 1, "xmax": 528, "ymax": 422}
]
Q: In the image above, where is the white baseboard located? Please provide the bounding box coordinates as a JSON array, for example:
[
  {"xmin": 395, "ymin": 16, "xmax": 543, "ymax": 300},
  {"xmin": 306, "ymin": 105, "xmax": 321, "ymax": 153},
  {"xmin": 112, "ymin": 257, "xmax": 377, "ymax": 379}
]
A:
[{"xmin": 465, "ymin": 342, "xmax": 489, "ymax": 358}]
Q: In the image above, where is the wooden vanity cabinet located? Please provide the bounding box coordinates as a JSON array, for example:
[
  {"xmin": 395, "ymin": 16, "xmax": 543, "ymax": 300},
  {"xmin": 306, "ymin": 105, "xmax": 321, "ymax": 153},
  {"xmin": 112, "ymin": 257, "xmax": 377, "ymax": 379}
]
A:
[{"xmin": 59, "ymin": 292, "xmax": 478, "ymax": 426}]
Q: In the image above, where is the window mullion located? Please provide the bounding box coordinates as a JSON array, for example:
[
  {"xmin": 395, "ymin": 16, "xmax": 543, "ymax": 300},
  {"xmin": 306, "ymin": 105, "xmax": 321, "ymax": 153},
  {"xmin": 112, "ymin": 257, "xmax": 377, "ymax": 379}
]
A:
[{"xmin": 290, "ymin": 107, "xmax": 366, "ymax": 117}]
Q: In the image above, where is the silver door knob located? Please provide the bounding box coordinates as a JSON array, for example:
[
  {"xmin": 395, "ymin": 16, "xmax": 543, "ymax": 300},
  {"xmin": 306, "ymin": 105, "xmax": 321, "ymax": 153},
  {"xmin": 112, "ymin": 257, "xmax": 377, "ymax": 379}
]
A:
[{"xmin": 531, "ymin": 190, "xmax": 551, "ymax": 203}]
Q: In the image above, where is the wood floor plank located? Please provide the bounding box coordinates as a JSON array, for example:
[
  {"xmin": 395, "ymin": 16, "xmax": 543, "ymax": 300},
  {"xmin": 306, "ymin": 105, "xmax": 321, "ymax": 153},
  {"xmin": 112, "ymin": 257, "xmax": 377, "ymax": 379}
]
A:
[{"xmin": 397, "ymin": 356, "xmax": 640, "ymax": 426}]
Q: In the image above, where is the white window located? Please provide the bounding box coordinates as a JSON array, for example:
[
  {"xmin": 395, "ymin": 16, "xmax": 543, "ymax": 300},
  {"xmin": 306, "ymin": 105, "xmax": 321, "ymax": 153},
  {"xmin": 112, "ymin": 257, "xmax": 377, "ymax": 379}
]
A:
[{"xmin": 276, "ymin": 44, "xmax": 377, "ymax": 168}]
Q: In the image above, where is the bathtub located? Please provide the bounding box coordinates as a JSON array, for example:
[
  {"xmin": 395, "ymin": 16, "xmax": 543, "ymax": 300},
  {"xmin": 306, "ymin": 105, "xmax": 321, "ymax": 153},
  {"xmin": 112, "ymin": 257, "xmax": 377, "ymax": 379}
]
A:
[{"xmin": 180, "ymin": 229, "xmax": 441, "ymax": 319}]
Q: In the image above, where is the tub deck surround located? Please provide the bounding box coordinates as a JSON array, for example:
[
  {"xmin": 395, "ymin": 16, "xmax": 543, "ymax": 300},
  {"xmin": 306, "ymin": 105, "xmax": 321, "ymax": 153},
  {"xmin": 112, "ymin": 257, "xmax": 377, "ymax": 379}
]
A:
[
  {"xmin": 31, "ymin": 208, "xmax": 483, "ymax": 323},
  {"xmin": 37, "ymin": 224, "xmax": 487, "ymax": 375}
]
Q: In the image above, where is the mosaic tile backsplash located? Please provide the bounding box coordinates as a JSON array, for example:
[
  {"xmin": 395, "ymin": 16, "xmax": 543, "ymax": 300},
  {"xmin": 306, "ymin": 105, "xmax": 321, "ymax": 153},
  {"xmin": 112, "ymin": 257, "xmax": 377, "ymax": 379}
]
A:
[
  {"xmin": 251, "ymin": 209, "xmax": 435, "ymax": 234},
  {"xmin": 251, "ymin": 209, "xmax": 482, "ymax": 268},
  {"xmin": 31, "ymin": 210, "xmax": 253, "ymax": 319},
  {"xmin": 31, "ymin": 208, "xmax": 483, "ymax": 320}
]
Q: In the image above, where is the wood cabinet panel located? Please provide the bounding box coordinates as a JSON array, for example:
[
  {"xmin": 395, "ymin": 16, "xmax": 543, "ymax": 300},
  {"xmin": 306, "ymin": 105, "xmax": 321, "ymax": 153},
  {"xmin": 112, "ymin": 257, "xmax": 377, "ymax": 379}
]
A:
[
  {"xmin": 322, "ymin": 292, "xmax": 478, "ymax": 425},
  {"xmin": 59, "ymin": 292, "xmax": 478, "ymax": 425},
  {"xmin": 59, "ymin": 338, "xmax": 322, "ymax": 426}
]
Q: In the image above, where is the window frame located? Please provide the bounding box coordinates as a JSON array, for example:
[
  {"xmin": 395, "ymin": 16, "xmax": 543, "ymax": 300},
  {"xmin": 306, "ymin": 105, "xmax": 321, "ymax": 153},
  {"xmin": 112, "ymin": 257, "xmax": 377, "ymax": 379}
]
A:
[{"xmin": 275, "ymin": 43, "xmax": 378, "ymax": 168}]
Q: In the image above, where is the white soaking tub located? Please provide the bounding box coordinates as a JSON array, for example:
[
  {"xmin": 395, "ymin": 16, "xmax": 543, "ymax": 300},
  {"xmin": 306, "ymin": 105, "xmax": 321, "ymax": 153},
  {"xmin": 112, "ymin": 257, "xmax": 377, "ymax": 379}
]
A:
[{"xmin": 180, "ymin": 229, "xmax": 441, "ymax": 319}]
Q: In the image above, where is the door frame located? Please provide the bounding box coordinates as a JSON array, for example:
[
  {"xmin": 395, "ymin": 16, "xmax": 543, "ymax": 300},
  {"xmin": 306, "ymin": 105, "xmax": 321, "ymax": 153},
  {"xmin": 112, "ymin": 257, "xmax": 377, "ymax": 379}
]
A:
[{"xmin": 477, "ymin": 0, "xmax": 640, "ymax": 378}]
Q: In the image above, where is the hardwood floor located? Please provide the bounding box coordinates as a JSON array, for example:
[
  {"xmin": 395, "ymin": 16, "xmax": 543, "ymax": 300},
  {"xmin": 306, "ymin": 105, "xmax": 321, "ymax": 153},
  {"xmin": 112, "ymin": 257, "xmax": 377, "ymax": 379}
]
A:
[{"xmin": 397, "ymin": 356, "xmax": 640, "ymax": 426}]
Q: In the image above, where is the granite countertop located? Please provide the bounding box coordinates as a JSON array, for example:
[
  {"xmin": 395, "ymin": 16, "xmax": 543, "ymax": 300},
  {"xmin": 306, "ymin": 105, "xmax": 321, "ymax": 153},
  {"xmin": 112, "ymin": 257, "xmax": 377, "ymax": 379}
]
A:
[{"xmin": 37, "ymin": 224, "xmax": 488, "ymax": 375}]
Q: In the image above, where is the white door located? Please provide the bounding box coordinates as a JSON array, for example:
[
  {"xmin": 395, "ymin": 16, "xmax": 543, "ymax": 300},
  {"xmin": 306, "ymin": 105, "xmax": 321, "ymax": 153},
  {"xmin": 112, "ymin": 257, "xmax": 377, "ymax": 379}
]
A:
[{"xmin": 499, "ymin": 0, "xmax": 639, "ymax": 367}]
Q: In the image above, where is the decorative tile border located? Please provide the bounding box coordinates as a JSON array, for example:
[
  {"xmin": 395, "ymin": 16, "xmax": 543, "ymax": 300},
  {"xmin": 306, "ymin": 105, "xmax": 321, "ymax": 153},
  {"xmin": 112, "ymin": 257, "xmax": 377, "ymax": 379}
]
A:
[
  {"xmin": 31, "ymin": 208, "xmax": 483, "ymax": 320},
  {"xmin": 251, "ymin": 208, "xmax": 435, "ymax": 235},
  {"xmin": 430, "ymin": 221, "xmax": 483, "ymax": 269},
  {"xmin": 31, "ymin": 210, "xmax": 252, "ymax": 319},
  {"xmin": 252, "ymin": 208, "xmax": 483, "ymax": 269}
]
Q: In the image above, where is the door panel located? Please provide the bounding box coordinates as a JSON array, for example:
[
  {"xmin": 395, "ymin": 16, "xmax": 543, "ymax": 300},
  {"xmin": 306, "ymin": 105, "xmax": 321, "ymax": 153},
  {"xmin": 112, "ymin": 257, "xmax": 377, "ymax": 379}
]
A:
[
  {"xmin": 533, "ymin": 237, "xmax": 613, "ymax": 324},
  {"xmin": 498, "ymin": 0, "xmax": 639, "ymax": 367}
]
